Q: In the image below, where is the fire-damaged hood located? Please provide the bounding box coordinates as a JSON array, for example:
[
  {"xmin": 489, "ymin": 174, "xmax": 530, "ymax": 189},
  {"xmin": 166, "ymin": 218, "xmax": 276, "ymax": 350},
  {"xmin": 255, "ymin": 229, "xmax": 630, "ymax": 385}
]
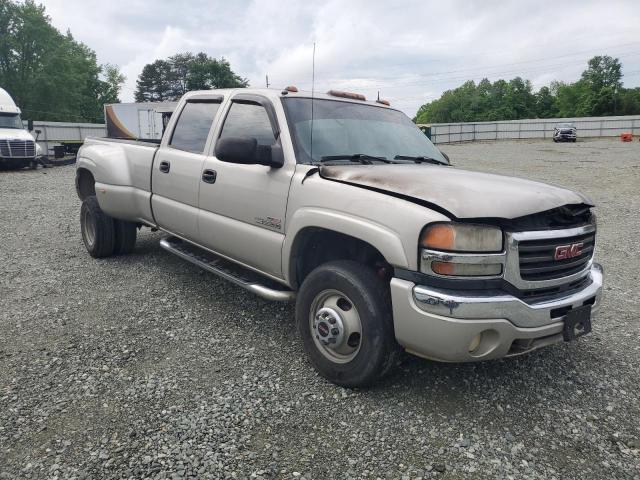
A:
[{"xmin": 319, "ymin": 164, "xmax": 593, "ymax": 220}]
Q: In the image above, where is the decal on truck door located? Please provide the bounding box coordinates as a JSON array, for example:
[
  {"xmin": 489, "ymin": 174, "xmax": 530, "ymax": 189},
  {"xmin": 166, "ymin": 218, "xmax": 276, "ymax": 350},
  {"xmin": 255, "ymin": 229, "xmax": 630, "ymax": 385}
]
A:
[{"xmin": 255, "ymin": 216, "xmax": 282, "ymax": 230}]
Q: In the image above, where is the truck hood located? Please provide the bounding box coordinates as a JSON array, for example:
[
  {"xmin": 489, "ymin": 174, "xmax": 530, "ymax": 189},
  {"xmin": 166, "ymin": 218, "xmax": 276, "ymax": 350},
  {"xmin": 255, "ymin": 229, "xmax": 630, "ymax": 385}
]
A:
[
  {"xmin": 0, "ymin": 128, "xmax": 34, "ymax": 141},
  {"xmin": 319, "ymin": 164, "xmax": 592, "ymax": 220}
]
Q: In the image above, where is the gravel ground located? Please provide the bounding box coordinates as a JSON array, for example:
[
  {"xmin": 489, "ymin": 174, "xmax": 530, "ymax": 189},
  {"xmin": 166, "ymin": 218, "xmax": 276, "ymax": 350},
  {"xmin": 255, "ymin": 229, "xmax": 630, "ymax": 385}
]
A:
[{"xmin": 1, "ymin": 138, "xmax": 639, "ymax": 479}]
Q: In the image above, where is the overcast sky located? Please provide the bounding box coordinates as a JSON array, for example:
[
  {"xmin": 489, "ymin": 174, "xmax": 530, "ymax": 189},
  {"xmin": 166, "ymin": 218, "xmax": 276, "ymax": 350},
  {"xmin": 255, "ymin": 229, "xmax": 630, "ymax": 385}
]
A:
[{"xmin": 41, "ymin": 0, "xmax": 640, "ymax": 116}]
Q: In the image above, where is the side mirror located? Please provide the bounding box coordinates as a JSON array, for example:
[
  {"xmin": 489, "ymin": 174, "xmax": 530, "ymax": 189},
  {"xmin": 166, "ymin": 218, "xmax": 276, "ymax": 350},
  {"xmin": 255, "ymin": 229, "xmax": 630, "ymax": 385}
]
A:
[
  {"xmin": 28, "ymin": 119, "xmax": 34, "ymax": 131},
  {"xmin": 215, "ymin": 136, "xmax": 283, "ymax": 168}
]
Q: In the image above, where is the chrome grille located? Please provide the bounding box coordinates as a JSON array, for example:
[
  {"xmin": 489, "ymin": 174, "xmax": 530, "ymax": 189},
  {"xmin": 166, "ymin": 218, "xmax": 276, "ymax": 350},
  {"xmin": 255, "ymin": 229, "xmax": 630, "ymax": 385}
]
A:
[
  {"xmin": 518, "ymin": 231, "xmax": 595, "ymax": 281},
  {"xmin": 0, "ymin": 139, "xmax": 36, "ymax": 158}
]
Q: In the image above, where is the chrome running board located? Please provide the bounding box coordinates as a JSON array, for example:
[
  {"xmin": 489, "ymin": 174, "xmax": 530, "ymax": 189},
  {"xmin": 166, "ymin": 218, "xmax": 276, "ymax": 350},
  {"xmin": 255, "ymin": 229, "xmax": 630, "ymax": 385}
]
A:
[{"xmin": 159, "ymin": 236, "xmax": 295, "ymax": 302}]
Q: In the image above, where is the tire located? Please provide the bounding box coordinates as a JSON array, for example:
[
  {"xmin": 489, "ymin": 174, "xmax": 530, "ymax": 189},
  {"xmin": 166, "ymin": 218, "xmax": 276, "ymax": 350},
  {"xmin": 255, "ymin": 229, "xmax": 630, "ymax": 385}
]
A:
[
  {"xmin": 114, "ymin": 219, "xmax": 137, "ymax": 254},
  {"xmin": 296, "ymin": 260, "xmax": 400, "ymax": 387},
  {"xmin": 80, "ymin": 195, "xmax": 115, "ymax": 258}
]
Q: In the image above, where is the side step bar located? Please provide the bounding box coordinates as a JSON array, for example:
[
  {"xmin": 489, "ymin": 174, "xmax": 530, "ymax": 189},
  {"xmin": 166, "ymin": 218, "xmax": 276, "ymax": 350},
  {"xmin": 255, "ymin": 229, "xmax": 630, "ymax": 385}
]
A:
[{"xmin": 159, "ymin": 237, "xmax": 295, "ymax": 302}]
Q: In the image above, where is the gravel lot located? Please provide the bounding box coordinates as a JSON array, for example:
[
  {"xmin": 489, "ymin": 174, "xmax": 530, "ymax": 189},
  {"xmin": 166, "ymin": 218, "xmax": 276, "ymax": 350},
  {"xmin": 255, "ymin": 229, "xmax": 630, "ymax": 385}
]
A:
[{"xmin": 1, "ymin": 138, "xmax": 639, "ymax": 479}]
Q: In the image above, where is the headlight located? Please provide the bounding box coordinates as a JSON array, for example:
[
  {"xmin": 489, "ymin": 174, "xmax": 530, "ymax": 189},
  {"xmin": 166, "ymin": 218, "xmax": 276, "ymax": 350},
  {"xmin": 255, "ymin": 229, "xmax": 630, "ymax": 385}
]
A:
[
  {"xmin": 420, "ymin": 223, "xmax": 503, "ymax": 253},
  {"xmin": 419, "ymin": 223, "xmax": 504, "ymax": 277}
]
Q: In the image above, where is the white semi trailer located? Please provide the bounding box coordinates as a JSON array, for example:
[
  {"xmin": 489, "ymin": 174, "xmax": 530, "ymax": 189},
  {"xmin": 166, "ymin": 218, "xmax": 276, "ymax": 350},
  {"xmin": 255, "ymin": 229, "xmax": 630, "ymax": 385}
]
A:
[{"xmin": 104, "ymin": 102, "xmax": 177, "ymax": 142}]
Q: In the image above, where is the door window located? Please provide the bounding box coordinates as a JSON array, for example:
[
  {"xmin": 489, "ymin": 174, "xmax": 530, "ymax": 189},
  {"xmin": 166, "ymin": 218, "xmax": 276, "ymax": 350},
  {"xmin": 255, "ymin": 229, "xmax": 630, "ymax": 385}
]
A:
[
  {"xmin": 169, "ymin": 101, "xmax": 221, "ymax": 153},
  {"xmin": 219, "ymin": 102, "xmax": 276, "ymax": 146}
]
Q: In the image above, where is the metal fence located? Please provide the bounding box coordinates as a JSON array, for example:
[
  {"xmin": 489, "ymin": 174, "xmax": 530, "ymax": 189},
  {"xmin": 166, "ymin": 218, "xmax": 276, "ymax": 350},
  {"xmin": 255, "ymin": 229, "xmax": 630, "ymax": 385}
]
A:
[
  {"xmin": 23, "ymin": 120, "xmax": 106, "ymax": 156},
  {"xmin": 429, "ymin": 115, "xmax": 640, "ymax": 144}
]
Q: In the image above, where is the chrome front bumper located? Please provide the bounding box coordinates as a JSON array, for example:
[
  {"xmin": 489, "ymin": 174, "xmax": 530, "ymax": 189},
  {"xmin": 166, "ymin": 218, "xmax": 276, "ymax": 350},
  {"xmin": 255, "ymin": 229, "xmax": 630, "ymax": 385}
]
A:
[{"xmin": 390, "ymin": 264, "xmax": 603, "ymax": 362}]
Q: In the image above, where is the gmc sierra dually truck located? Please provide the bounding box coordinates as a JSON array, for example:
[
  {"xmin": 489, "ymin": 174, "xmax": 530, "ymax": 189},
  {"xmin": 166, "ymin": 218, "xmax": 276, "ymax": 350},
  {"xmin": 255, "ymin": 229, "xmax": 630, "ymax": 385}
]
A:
[{"xmin": 75, "ymin": 87, "xmax": 603, "ymax": 387}]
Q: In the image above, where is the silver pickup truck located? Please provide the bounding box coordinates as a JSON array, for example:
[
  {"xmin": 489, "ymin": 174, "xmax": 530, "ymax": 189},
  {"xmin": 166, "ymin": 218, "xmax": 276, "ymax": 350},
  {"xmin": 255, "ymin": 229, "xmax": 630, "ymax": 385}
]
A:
[{"xmin": 75, "ymin": 87, "xmax": 603, "ymax": 387}]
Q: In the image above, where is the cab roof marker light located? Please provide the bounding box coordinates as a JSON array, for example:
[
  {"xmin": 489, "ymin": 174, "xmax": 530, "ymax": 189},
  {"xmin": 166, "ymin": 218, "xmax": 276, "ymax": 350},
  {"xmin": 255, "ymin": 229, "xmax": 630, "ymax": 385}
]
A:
[
  {"xmin": 281, "ymin": 85, "xmax": 298, "ymax": 95},
  {"xmin": 327, "ymin": 90, "xmax": 366, "ymax": 101},
  {"xmin": 376, "ymin": 99, "xmax": 390, "ymax": 106}
]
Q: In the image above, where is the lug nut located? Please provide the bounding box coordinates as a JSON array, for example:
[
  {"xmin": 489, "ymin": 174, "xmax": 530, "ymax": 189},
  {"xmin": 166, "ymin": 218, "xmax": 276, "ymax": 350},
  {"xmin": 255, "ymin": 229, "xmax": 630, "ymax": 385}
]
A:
[
  {"xmin": 328, "ymin": 318, "xmax": 336, "ymax": 324},
  {"xmin": 331, "ymin": 328, "xmax": 339, "ymax": 335}
]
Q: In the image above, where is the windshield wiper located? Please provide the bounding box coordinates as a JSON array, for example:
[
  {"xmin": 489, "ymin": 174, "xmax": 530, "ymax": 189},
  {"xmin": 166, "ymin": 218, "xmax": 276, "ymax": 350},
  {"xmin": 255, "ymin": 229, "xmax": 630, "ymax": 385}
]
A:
[
  {"xmin": 320, "ymin": 153, "xmax": 392, "ymax": 164},
  {"xmin": 394, "ymin": 155, "xmax": 447, "ymax": 165}
]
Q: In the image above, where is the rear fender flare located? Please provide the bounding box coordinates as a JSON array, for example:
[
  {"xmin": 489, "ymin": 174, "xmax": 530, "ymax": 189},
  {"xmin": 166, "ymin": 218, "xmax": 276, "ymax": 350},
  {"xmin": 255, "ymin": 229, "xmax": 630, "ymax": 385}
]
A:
[{"xmin": 76, "ymin": 144, "xmax": 133, "ymax": 187}]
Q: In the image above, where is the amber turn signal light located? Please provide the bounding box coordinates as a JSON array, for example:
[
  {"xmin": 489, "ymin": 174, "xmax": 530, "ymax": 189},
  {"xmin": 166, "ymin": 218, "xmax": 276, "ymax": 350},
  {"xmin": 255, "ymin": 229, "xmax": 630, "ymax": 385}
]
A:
[{"xmin": 421, "ymin": 224, "xmax": 455, "ymax": 250}]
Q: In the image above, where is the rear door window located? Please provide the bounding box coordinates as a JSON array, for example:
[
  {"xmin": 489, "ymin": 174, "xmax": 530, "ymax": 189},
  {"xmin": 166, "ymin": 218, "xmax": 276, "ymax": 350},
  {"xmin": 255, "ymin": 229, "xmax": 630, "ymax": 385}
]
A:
[{"xmin": 169, "ymin": 101, "xmax": 221, "ymax": 153}]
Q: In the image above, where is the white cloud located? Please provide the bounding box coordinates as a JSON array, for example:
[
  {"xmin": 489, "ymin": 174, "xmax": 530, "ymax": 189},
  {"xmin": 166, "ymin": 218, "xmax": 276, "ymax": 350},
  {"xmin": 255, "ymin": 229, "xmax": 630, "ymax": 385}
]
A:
[{"xmin": 41, "ymin": 0, "xmax": 640, "ymax": 115}]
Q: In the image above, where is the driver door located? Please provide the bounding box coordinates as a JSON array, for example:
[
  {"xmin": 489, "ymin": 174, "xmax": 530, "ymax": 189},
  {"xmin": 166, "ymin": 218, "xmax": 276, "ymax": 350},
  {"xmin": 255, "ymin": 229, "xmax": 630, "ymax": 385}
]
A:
[{"xmin": 197, "ymin": 95, "xmax": 295, "ymax": 278}]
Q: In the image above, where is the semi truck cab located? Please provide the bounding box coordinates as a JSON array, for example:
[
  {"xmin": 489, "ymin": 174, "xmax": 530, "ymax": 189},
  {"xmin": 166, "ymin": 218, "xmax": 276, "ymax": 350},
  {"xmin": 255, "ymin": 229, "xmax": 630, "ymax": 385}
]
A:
[{"xmin": 0, "ymin": 87, "xmax": 42, "ymax": 169}]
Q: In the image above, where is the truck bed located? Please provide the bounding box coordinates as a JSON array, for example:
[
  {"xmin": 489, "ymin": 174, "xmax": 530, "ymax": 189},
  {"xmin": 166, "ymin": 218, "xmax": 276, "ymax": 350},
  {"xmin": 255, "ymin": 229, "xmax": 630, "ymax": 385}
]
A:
[{"xmin": 78, "ymin": 137, "xmax": 160, "ymax": 225}]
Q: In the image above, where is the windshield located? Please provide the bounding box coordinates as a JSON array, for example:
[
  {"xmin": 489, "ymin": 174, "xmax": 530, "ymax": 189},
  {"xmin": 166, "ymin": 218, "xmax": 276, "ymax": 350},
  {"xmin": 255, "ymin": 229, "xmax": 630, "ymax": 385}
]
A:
[
  {"xmin": 0, "ymin": 113, "xmax": 24, "ymax": 129},
  {"xmin": 282, "ymin": 97, "xmax": 448, "ymax": 164},
  {"xmin": 557, "ymin": 123, "xmax": 575, "ymax": 128}
]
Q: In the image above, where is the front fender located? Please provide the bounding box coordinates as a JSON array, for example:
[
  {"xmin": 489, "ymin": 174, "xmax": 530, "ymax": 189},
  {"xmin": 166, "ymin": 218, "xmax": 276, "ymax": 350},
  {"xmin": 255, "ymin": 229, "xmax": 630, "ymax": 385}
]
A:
[{"xmin": 282, "ymin": 207, "xmax": 409, "ymax": 285}]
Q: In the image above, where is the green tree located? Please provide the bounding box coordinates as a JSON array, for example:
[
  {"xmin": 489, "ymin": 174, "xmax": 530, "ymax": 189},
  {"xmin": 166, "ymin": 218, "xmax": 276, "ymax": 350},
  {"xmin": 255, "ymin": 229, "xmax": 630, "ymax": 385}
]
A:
[
  {"xmin": 505, "ymin": 77, "xmax": 536, "ymax": 119},
  {"xmin": 135, "ymin": 60, "xmax": 173, "ymax": 102},
  {"xmin": 0, "ymin": 0, "xmax": 124, "ymax": 122},
  {"xmin": 99, "ymin": 64, "xmax": 126, "ymax": 105},
  {"xmin": 618, "ymin": 87, "xmax": 640, "ymax": 115},
  {"xmin": 534, "ymin": 86, "xmax": 557, "ymax": 118},
  {"xmin": 134, "ymin": 52, "xmax": 248, "ymax": 102},
  {"xmin": 186, "ymin": 53, "xmax": 248, "ymax": 91},
  {"xmin": 581, "ymin": 55, "xmax": 622, "ymax": 92}
]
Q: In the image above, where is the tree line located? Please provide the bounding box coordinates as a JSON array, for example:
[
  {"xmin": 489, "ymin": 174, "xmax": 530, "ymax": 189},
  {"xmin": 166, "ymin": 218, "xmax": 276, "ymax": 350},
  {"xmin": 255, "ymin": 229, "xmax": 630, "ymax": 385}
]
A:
[
  {"xmin": 0, "ymin": 0, "xmax": 124, "ymax": 123},
  {"xmin": 414, "ymin": 56, "xmax": 640, "ymax": 124},
  {"xmin": 134, "ymin": 53, "xmax": 248, "ymax": 102}
]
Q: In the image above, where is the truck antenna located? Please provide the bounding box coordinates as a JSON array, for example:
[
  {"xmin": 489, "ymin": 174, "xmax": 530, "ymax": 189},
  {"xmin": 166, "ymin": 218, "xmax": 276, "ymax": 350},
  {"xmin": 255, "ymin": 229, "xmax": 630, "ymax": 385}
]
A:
[
  {"xmin": 265, "ymin": 75, "xmax": 270, "ymax": 88},
  {"xmin": 310, "ymin": 42, "xmax": 316, "ymax": 162}
]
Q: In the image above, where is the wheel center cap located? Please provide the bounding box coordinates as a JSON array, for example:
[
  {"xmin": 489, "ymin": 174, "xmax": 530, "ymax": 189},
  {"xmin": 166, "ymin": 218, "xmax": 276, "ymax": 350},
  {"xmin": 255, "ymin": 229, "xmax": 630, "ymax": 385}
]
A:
[
  {"xmin": 317, "ymin": 322, "xmax": 330, "ymax": 337},
  {"xmin": 313, "ymin": 307, "xmax": 344, "ymax": 349}
]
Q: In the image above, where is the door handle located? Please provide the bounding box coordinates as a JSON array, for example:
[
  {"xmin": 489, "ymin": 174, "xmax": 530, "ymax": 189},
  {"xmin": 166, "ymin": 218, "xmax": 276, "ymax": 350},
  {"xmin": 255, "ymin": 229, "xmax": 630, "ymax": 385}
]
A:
[
  {"xmin": 159, "ymin": 161, "xmax": 170, "ymax": 173},
  {"xmin": 202, "ymin": 169, "xmax": 217, "ymax": 184}
]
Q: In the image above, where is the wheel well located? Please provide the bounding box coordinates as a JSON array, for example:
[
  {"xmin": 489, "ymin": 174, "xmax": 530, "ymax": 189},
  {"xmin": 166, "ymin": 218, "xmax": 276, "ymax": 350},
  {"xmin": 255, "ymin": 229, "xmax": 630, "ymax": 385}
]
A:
[
  {"xmin": 76, "ymin": 168, "xmax": 95, "ymax": 200},
  {"xmin": 289, "ymin": 228, "xmax": 392, "ymax": 289}
]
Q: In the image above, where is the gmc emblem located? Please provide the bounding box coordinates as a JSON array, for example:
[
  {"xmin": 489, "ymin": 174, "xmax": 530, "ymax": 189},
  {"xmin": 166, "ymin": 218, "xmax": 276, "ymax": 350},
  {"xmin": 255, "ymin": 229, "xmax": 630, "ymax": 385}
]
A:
[{"xmin": 554, "ymin": 242, "xmax": 583, "ymax": 261}]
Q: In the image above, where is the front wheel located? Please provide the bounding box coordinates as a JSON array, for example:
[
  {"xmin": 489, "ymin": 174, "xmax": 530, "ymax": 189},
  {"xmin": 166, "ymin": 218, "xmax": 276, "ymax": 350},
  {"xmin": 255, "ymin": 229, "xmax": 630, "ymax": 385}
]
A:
[
  {"xmin": 296, "ymin": 260, "xmax": 399, "ymax": 387},
  {"xmin": 80, "ymin": 195, "xmax": 115, "ymax": 258}
]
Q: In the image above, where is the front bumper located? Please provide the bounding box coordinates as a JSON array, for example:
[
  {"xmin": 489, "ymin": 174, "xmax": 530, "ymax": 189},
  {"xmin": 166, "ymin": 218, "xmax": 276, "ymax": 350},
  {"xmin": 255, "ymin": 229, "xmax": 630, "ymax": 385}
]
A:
[
  {"xmin": 390, "ymin": 264, "xmax": 603, "ymax": 362},
  {"xmin": 555, "ymin": 134, "xmax": 577, "ymax": 141},
  {"xmin": 0, "ymin": 156, "xmax": 35, "ymax": 168}
]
